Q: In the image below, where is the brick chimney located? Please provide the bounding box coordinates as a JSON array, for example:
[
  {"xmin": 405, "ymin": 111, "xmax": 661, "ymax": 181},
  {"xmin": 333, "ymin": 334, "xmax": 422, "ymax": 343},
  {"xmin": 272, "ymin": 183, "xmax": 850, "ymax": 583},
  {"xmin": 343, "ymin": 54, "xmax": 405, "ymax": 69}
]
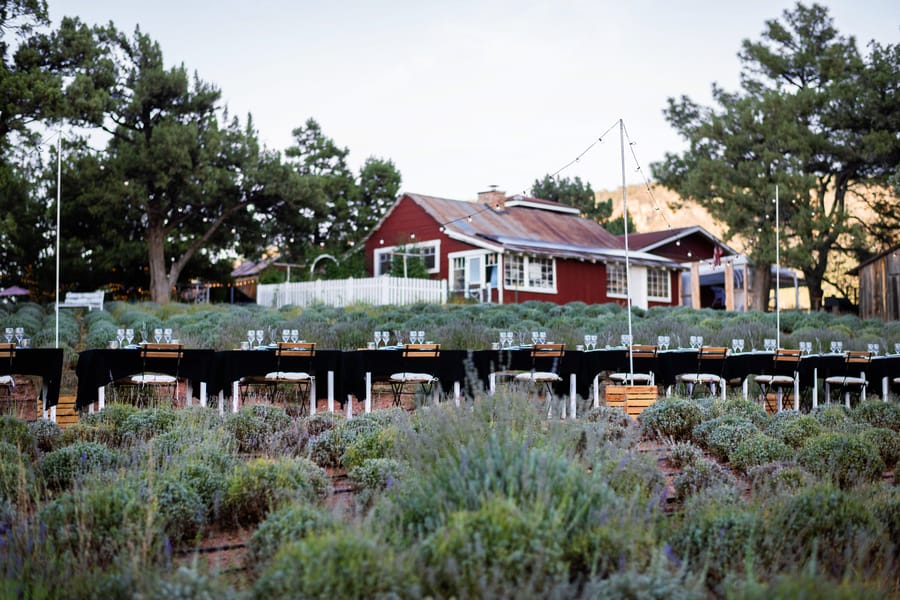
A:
[{"xmin": 478, "ymin": 187, "xmax": 506, "ymax": 210}]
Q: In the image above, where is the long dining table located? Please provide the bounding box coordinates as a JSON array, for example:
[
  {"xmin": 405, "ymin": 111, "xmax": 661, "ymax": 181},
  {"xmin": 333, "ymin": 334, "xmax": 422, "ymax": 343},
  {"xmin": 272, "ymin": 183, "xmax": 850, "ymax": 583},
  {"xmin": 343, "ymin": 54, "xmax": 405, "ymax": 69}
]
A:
[
  {"xmin": 4, "ymin": 347, "xmax": 64, "ymax": 410},
  {"xmin": 75, "ymin": 348, "xmax": 216, "ymax": 411},
  {"xmin": 73, "ymin": 346, "xmax": 900, "ymax": 416}
]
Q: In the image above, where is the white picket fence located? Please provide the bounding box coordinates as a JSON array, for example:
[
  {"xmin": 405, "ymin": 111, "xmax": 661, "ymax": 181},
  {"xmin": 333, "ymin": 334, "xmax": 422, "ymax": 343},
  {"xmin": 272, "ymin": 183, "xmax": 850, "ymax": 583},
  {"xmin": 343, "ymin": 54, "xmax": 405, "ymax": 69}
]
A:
[{"xmin": 257, "ymin": 276, "xmax": 448, "ymax": 308}]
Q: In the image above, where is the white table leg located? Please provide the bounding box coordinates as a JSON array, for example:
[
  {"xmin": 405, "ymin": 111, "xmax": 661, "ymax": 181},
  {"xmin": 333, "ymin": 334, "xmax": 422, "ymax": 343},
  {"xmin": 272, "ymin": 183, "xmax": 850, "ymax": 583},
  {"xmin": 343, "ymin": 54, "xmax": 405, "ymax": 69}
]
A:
[
  {"xmin": 232, "ymin": 382, "xmax": 240, "ymax": 413},
  {"xmin": 97, "ymin": 386, "xmax": 105, "ymax": 411},
  {"xmin": 185, "ymin": 381, "xmax": 193, "ymax": 406},
  {"xmin": 199, "ymin": 382, "xmax": 206, "ymax": 407},
  {"xmin": 346, "ymin": 394, "xmax": 353, "ymax": 418},
  {"xmin": 793, "ymin": 376, "xmax": 800, "ymax": 411},
  {"xmin": 813, "ymin": 367, "xmax": 818, "ymax": 409},
  {"xmin": 742, "ymin": 378, "xmax": 749, "ymax": 399},
  {"xmin": 218, "ymin": 391, "xmax": 224, "ymax": 415},
  {"xmin": 882, "ymin": 376, "xmax": 888, "ymax": 401},
  {"xmin": 593, "ymin": 376, "xmax": 600, "ymax": 408},
  {"xmin": 453, "ymin": 381, "xmax": 461, "ymax": 407},
  {"xmin": 327, "ymin": 371, "xmax": 334, "ymax": 412},
  {"xmin": 365, "ymin": 372, "xmax": 372, "ymax": 413},
  {"xmin": 309, "ymin": 378, "xmax": 317, "ymax": 415}
]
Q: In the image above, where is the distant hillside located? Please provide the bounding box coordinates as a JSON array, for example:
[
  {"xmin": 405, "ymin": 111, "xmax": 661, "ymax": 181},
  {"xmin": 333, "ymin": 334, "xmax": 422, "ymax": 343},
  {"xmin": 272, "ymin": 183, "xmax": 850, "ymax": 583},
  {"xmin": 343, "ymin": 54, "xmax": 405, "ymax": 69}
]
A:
[{"xmin": 595, "ymin": 184, "xmax": 733, "ymax": 245}]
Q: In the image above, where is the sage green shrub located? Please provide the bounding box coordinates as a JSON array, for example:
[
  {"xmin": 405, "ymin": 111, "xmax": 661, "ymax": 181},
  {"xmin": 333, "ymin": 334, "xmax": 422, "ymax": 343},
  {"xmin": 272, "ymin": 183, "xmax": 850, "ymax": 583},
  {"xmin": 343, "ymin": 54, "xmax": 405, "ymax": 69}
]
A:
[
  {"xmin": 851, "ymin": 401, "xmax": 900, "ymax": 432},
  {"xmin": 812, "ymin": 404, "xmax": 851, "ymax": 429},
  {"xmin": 0, "ymin": 416, "xmax": 35, "ymax": 455},
  {"xmin": 340, "ymin": 426, "xmax": 398, "ymax": 470},
  {"xmin": 121, "ymin": 407, "xmax": 179, "ymax": 441},
  {"xmin": 673, "ymin": 459, "xmax": 737, "ymax": 501},
  {"xmin": 347, "ymin": 458, "xmax": 409, "ymax": 509},
  {"xmin": 222, "ymin": 457, "xmax": 329, "ymax": 527},
  {"xmin": 27, "ymin": 419, "xmax": 62, "ymax": 453},
  {"xmin": 765, "ymin": 413, "xmax": 824, "ymax": 449},
  {"xmin": 592, "ymin": 448, "xmax": 667, "ymax": 503},
  {"xmin": 245, "ymin": 503, "xmax": 339, "ymax": 573},
  {"xmin": 729, "ymin": 434, "xmax": 794, "ymax": 472},
  {"xmin": 419, "ymin": 497, "xmax": 567, "ymax": 597},
  {"xmin": 799, "ymin": 432, "xmax": 885, "ymax": 488},
  {"xmin": 859, "ymin": 427, "xmax": 900, "ymax": 468},
  {"xmin": 224, "ymin": 404, "xmax": 293, "ymax": 454},
  {"xmin": 253, "ymin": 531, "xmax": 412, "ymax": 599},
  {"xmin": 691, "ymin": 414, "xmax": 754, "ymax": 450},
  {"xmin": 706, "ymin": 420, "xmax": 760, "ymax": 461},
  {"xmin": 639, "ymin": 398, "xmax": 703, "ymax": 441},
  {"xmin": 746, "ymin": 462, "xmax": 814, "ymax": 498},
  {"xmin": 760, "ymin": 484, "xmax": 886, "ymax": 579},
  {"xmin": 153, "ymin": 477, "xmax": 205, "ymax": 545},
  {"xmin": 670, "ymin": 500, "xmax": 761, "ymax": 585},
  {"xmin": 40, "ymin": 441, "xmax": 120, "ymax": 490},
  {"xmin": 0, "ymin": 441, "xmax": 34, "ymax": 504},
  {"xmin": 667, "ymin": 441, "xmax": 703, "ymax": 469}
]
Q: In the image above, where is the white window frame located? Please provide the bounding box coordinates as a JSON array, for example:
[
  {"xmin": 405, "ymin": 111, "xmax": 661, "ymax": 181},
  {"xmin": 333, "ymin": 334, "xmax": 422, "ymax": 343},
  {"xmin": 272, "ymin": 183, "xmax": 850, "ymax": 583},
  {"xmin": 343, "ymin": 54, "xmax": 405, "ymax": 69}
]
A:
[
  {"xmin": 373, "ymin": 240, "xmax": 441, "ymax": 276},
  {"xmin": 606, "ymin": 262, "xmax": 628, "ymax": 298},
  {"xmin": 647, "ymin": 267, "xmax": 672, "ymax": 302},
  {"xmin": 504, "ymin": 253, "xmax": 557, "ymax": 294},
  {"xmin": 448, "ymin": 250, "xmax": 499, "ymax": 292}
]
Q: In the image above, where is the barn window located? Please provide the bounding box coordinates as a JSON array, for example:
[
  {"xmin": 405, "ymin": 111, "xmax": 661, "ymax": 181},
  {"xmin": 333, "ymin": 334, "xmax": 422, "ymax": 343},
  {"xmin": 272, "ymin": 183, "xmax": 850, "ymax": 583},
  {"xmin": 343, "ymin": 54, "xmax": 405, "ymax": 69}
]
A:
[
  {"xmin": 647, "ymin": 268, "xmax": 671, "ymax": 301},
  {"xmin": 606, "ymin": 263, "xmax": 627, "ymax": 297},
  {"xmin": 504, "ymin": 254, "xmax": 555, "ymax": 293}
]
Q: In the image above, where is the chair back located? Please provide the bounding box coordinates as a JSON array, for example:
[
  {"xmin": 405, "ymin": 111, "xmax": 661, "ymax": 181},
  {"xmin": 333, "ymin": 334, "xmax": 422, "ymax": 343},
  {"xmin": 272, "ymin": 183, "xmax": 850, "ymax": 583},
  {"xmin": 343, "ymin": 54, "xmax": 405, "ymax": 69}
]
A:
[
  {"xmin": 845, "ymin": 350, "xmax": 872, "ymax": 365},
  {"xmin": 771, "ymin": 348, "xmax": 802, "ymax": 377},
  {"xmin": 140, "ymin": 343, "xmax": 184, "ymax": 378},
  {"xmin": 276, "ymin": 342, "xmax": 316, "ymax": 357},
  {"xmin": 630, "ymin": 344, "xmax": 657, "ymax": 360},
  {"xmin": 402, "ymin": 343, "xmax": 440, "ymax": 359},
  {"xmin": 0, "ymin": 342, "xmax": 14, "ymax": 375},
  {"xmin": 697, "ymin": 346, "xmax": 728, "ymax": 375},
  {"xmin": 531, "ymin": 343, "xmax": 565, "ymax": 358},
  {"xmin": 141, "ymin": 343, "xmax": 184, "ymax": 360}
]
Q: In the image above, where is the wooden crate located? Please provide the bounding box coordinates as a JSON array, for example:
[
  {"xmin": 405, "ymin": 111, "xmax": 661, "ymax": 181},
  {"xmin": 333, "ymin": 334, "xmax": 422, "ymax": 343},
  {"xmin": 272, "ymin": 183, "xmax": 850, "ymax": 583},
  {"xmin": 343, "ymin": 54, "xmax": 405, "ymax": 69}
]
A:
[
  {"xmin": 605, "ymin": 385, "xmax": 658, "ymax": 416},
  {"xmin": 54, "ymin": 394, "xmax": 79, "ymax": 429}
]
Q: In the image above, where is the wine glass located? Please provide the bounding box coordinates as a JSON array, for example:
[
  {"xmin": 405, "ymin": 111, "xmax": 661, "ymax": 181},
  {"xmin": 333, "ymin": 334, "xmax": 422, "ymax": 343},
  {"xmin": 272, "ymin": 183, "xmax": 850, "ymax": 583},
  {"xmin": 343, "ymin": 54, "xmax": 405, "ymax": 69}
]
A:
[
  {"xmin": 894, "ymin": 343, "xmax": 900, "ymax": 355},
  {"xmin": 732, "ymin": 338, "xmax": 742, "ymax": 353},
  {"xmin": 620, "ymin": 334, "xmax": 632, "ymax": 347},
  {"xmin": 737, "ymin": 339, "xmax": 745, "ymax": 352},
  {"xmin": 867, "ymin": 343, "xmax": 879, "ymax": 356},
  {"xmin": 255, "ymin": 329, "xmax": 265, "ymax": 347},
  {"xmin": 590, "ymin": 335, "xmax": 598, "ymax": 350},
  {"xmin": 116, "ymin": 328, "xmax": 125, "ymax": 348},
  {"xmin": 290, "ymin": 329, "xmax": 299, "ymax": 343},
  {"xmin": 282, "ymin": 329, "xmax": 290, "ymax": 343},
  {"xmin": 531, "ymin": 331, "xmax": 539, "ymax": 345},
  {"xmin": 539, "ymin": 331, "xmax": 547, "ymax": 344},
  {"xmin": 153, "ymin": 328, "xmax": 163, "ymax": 343},
  {"xmin": 410, "ymin": 330, "xmax": 417, "ymax": 345},
  {"xmin": 163, "ymin": 328, "xmax": 173, "ymax": 343},
  {"xmin": 584, "ymin": 334, "xmax": 591, "ymax": 349},
  {"xmin": 248, "ymin": 329, "xmax": 256, "ymax": 348},
  {"xmin": 417, "ymin": 331, "xmax": 425, "ymax": 344},
  {"xmin": 836, "ymin": 341, "xmax": 843, "ymax": 353},
  {"xmin": 125, "ymin": 328, "xmax": 134, "ymax": 345},
  {"xmin": 763, "ymin": 338, "xmax": 776, "ymax": 352},
  {"xmin": 14, "ymin": 327, "xmax": 24, "ymax": 346},
  {"xmin": 4, "ymin": 328, "xmax": 13, "ymax": 343}
]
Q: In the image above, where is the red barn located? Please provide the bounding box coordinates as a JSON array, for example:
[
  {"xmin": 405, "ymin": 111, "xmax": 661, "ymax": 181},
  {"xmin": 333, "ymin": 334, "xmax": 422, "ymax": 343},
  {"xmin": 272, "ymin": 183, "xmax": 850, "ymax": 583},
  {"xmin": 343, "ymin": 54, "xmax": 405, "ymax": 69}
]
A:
[{"xmin": 363, "ymin": 190, "xmax": 684, "ymax": 308}]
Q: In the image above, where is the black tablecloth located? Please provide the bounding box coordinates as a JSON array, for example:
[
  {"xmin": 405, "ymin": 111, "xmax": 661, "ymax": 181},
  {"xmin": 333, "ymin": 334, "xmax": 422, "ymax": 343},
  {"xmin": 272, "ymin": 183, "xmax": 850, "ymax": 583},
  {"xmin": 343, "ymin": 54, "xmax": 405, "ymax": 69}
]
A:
[
  {"xmin": 75, "ymin": 349, "xmax": 216, "ymax": 410},
  {"xmin": 341, "ymin": 349, "xmax": 471, "ymax": 401},
  {"xmin": 211, "ymin": 349, "xmax": 344, "ymax": 400},
  {"xmin": 3, "ymin": 348, "xmax": 64, "ymax": 407}
]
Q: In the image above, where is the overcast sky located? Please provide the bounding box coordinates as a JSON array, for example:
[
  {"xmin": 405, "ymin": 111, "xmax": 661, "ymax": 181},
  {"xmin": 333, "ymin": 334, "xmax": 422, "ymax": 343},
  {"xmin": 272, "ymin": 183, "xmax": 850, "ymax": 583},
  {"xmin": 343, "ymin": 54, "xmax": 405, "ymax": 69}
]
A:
[{"xmin": 51, "ymin": 0, "xmax": 898, "ymax": 201}]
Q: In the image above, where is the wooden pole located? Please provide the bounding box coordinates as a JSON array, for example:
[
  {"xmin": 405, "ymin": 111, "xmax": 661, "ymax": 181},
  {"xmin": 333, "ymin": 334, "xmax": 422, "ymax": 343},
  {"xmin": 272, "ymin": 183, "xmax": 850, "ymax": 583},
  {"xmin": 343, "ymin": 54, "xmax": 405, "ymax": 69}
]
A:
[
  {"xmin": 690, "ymin": 262, "xmax": 701, "ymax": 309},
  {"xmin": 724, "ymin": 260, "xmax": 735, "ymax": 311}
]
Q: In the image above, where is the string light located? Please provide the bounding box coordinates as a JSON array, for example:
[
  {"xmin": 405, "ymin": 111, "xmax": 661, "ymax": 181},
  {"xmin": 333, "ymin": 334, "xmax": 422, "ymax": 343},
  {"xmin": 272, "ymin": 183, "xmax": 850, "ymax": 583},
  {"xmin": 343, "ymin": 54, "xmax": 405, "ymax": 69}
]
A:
[{"xmin": 622, "ymin": 122, "xmax": 673, "ymax": 230}]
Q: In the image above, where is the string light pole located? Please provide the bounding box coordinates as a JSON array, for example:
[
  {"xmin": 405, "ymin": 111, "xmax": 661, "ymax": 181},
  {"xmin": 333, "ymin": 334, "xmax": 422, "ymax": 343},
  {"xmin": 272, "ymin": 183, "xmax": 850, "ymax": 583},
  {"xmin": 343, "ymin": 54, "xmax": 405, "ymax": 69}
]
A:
[
  {"xmin": 54, "ymin": 129, "xmax": 61, "ymax": 349},
  {"xmin": 620, "ymin": 119, "xmax": 635, "ymax": 382}
]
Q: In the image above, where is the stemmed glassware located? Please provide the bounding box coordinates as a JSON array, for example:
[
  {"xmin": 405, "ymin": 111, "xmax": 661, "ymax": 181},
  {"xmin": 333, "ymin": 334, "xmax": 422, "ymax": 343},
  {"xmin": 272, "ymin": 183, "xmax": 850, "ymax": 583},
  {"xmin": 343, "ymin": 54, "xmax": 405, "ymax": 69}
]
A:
[
  {"xmin": 539, "ymin": 331, "xmax": 547, "ymax": 344},
  {"xmin": 895, "ymin": 343, "xmax": 900, "ymax": 355},
  {"xmin": 829, "ymin": 340, "xmax": 843, "ymax": 354},
  {"xmin": 657, "ymin": 335, "xmax": 670, "ymax": 351},
  {"xmin": 531, "ymin": 331, "xmax": 539, "ymax": 346},
  {"xmin": 763, "ymin": 338, "xmax": 777, "ymax": 352},
  {"xmin": 255, "ymin": 330, "xmax": 265, "ymax": 348},
  {"xmin": 4, "ymin": 328, "xmax": 13, "ymax": 343},
  {"xmin": 866, "ymin": 343, "xmax": 880, "ymax": 356},
  {"xmin": 732, "ymin": 338, "xmax": 743, "ymax": 354},
  {"xmin": 116, "ymin": 328, "xmax": 125, "ymax": 348},
  {"xmin": 282, "ymin": 329, "xmax": 291, "ymax": 343},
  {"xmin": 620, "ymin": 334, "xmax": 632, "ymax": 347},
  {"xmin": 14, "ymin": 327, "xmax": 24, "ymax": 346},
  {"xmin": 125, "ymin": 328, "xmax": 135, "ymax": 346},
  {"xmin": 799, "ymin": 341, "xmax": 812, "ymax": 354},
  {"xmin": 689, "ymin": 335, "xmax": 703, "ymax": 349},
  {"xmin": 247, "ymin": 329, "xmax": 256, "ymax": 349},
  {"xmin": 163, "ymin": 328, "xmax": 173, "ymax": 343},
  {"xmin": 290, "ymin": 329, "xmax": 299, "ymax": 343},
  {"xmin": 154, "ymin": 328, "xmax": 163, "ymax": 343}
]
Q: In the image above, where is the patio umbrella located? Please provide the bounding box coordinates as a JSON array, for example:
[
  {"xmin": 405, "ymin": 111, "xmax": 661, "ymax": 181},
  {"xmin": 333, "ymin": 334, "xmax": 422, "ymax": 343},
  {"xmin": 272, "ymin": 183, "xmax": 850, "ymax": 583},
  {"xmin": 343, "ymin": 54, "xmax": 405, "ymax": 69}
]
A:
[{"xmin": 0, "ymin": 285, "xmax": 29, "ymax": 297}]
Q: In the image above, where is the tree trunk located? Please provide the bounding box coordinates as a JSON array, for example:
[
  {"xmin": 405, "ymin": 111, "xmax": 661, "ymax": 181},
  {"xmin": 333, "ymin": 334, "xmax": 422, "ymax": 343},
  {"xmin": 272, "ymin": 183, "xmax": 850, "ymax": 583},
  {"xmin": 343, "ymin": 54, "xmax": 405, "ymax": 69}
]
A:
[
  {"xmin": 146, "ymin": 222, "xmax": 171, "ymax": 304},
  {"xmin": 749, "ymin": 264, "xmax": 772, "ymax": 312}
]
